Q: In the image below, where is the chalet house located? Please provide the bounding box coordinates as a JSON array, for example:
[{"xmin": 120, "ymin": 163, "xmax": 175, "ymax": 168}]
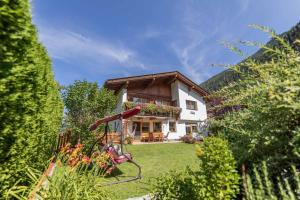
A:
[{"xmin": 104, "ymin": 71, "xmax": 209, "ymax": 141}]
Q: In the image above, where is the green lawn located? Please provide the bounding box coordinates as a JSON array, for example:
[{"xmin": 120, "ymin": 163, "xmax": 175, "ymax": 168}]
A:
[{"xmin": 101, "ymin": 143, "xmax": 199, "ymax": 199}]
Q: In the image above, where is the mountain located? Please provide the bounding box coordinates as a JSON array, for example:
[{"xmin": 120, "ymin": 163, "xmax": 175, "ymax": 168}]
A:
[{"xmin": 200, "ymin": 22, "xmax": 300, "ymax": 92}]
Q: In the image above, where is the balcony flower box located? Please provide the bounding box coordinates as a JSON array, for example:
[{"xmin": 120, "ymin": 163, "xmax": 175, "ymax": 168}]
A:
[{"xmin": 123, "ymin": 101, "xmax": 181, "ymax": 118}]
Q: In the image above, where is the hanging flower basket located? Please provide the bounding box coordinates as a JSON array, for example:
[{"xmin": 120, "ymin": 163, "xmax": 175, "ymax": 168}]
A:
[{"xmin": 123, "ymin": 101, "xmax": 181, "ymax": 118}]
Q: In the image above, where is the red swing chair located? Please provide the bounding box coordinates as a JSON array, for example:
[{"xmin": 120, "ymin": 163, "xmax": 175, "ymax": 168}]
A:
[{"xmin": 88, "ymin": 106, "xmax": 142, "ymax": 186}]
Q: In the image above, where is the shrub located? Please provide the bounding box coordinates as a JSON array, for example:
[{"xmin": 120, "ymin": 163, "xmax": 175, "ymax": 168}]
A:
[
  {"xmin": 152, "ymin": 137, "xmax": 240, "ymax": 200},
  {"xmin": 151, "ymin": 170, "xmax": 197, "ymax": 200},
  {"xmin": 180, "ymin": 134, "xmax": 196, "ymax": 144},
  {"xmin": 243, "ymin": 162, "xmax": 300, "ymax": 200},
  {"xmin": 209, "ymin": 25, "xmax": 300, "ymax": 176},
  {"xmin": 194, "ymin": 137, "xmax": 240, "ymax": 200}
]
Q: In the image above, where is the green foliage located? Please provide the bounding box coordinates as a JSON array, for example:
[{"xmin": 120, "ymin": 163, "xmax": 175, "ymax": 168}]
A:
[
  {"xmin": 209, "ymin": 26, "xmax": 300, "ymax": 174},
  {"xmin": 5, "ymin": 166, "xmax": 112, "ymax": 200},
  {"xmin": 62, "ymin": 80, "xmax": 117, "ymax": 146},
  {"xmin": 123, "ymin": 101, "xmax": 181, "ymax": 117},
  {"xmin": 244, "ymin": 162, "xmax": 300, "ymax": 200},
  {"xmin": 152, "ymin": 137, "xmax": 240, "ymax": 200},
  {"xmin": 152, "ymin": 170, "xmax": 196, "ymax": 200},
  {"xmin": 194, "ymin": 137, "xmax": 240, "ymax": 200},
  {"xmin": 200, "ymin": 21, "xmax": 300, "ymax": 92},
  {"xmin": 0, "ymin": 0, "xmax": 63, "ymax": 195}
]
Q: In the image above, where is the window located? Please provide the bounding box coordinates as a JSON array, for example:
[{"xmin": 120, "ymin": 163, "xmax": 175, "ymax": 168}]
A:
[
  {"xmin": 185, "ymin": 123, "xmax": 198, "ymax": 134},
  {"xmin": 155, "ymin": 100, "xmax": 171, "ymax": 106},
  {"xmin": 192, "ymin": 125, "xmax": 198, "ymax": 132},
  {"xmin": 169, "ymin": 122, "xmax": 176, "ymax": 132},
  {"xmin": 154, "ymin": 122, "xmax": 162, "ymax": 132},
  {"xmin": 186, "ymin": 125, "xmax": 191, "ymax": 134},
  {"xmin": 142, "ymin": 122, "xmax": 150, "ymax": 133},
  {"xmin": 186, "ymin": 100, "xmax": 197, "ymax": 110},
  {"xmin": 133, "ymin": 97, "xmax": 149, "ymax": 104}
]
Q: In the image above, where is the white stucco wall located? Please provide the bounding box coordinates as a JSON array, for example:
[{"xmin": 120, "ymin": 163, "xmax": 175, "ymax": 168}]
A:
[
  {"xmin": 113, "ymin": 88, "xmax": 127, "ymax": 132},
  {"xmin": 171, "ymin": 81, "xmax": 180, "ymax": 105},
  {"xmin": 115, "ymin": 88, "xmax": 127, "ymax": 113},
  {"xmin": 161, "ymin": 119, "xmax": 186, "ymax": 140},
  {"xmin": 177, "ymin": 81, "xmax": 207, "ymax": 121}
]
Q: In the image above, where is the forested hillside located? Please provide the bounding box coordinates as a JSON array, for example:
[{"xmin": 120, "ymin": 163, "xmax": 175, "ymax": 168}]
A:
[{"xmin": 200, "ymin": 22, "xmax": 300, "ymax": 92}]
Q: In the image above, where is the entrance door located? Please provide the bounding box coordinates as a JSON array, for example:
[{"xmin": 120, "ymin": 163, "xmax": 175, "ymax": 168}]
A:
[{"xmin": 132, "ymin": 121, "xmax": 141, "ymax": 139}]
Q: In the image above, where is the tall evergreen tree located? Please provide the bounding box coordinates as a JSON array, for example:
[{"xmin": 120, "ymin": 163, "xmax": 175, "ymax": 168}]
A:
[{"xmin": 0, "ymin": 0, "xmax": 63, "ymax": 194}]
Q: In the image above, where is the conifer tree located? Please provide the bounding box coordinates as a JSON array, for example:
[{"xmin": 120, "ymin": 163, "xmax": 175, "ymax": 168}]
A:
[{"xmin": 0, "ymin": 0, "xmax": 63, "ymax": 194}]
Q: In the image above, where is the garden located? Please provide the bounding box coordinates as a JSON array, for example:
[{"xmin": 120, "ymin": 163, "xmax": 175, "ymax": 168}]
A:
[{"xmin": 1, "ymin": 0, "xmax": 300, "ymax": 199}]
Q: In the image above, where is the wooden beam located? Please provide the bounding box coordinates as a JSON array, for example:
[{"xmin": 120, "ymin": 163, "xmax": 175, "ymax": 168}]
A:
[
  {"xmin": 188, "ymin": 85, "xmax": 195, "ymax": 92},
  {"xmin": 143, "ymin": 77, "xmax": 156, "ymax": 89},
  {"xmin": 166, "ymin": 75, "xmax": 178, "ymax": 85},
  {"xmin": 115, "ymin": 81, "xmax": 129, "ymax": 94}
]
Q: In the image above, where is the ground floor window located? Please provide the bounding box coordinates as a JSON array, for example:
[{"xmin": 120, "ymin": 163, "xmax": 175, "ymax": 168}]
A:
[
  {"xmin": 142, "ymin": 122, "xmax": 150, "ymax": 133},
  {"xmin": 169, "ymin": 121, "xmax": 176, "ymax": 132},
  {"xmin": 154, "ymin": 122, "xmax": 162, "ymax": 132},
  {"xmin": 185, "ymin": 123, "xmax": 198, "ymax": 134}
]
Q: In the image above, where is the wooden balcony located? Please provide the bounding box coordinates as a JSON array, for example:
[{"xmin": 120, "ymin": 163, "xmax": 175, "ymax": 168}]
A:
[{"xmin": 123, "ymin": 101, "xmax": 181, "ymax": 118}]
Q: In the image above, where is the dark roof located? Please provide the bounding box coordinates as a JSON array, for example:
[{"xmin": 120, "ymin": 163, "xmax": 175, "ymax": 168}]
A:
[{"xmin": 104, "ymin": 71, "xmax": 209, "ymax": 96}]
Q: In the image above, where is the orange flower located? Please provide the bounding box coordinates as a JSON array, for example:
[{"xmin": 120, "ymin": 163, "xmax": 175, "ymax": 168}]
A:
[
  {"xmin": 68, "ymin": 157, "xmax": 79, "ymax": 167},
  {"xmin": 75, "ymin": 143, "xmax": 83, "ymax": 149},
  {"xmin": 82, "ymin": 155, "xmax": 91, "ymax": 164},
  {"xmin": 106, "ymin": 166, "xmax": 115, "ymax": 174}
]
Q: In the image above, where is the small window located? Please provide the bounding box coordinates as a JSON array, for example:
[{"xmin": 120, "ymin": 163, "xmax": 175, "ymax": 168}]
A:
[
  {"xmin": 154, "ymin": 122, "xmax": 162, "ymax": 132},
  {"xmin": 192, "ymin": 125, "xmax": 198, "ymax": 132},
  {"xmin": 186, "ymin": 100, "xmax": 197, "ymax": 110},
  {"xmin": 133, "ymin": 97, "xmax": 149, "ymax": 104},
  {"xmin": 185, "ymin": 123, "xmax": 198, "ymax": 134},
  {"xmin": 186, "ymin": 125, "xmax": 191, "ymax": 134},
  {"xmin": 155, "ymin": 99, "xmax": 162, "ymax": 105},
  {"xmin": 155, "ymin": 100, "xmax": 170, "ymax": 106},
  {"xmin": 169, "ymin": 122, "xmax": 176, "ymax": 132},
  {"xmin": 142, "ymin": 122, "xmax": 150, "ymax": 133}
]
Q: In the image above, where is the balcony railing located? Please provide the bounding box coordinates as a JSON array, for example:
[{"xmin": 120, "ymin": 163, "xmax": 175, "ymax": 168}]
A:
[{"xmin": 123, "ymin": 101, "xmax": 181, "ymax": 118}]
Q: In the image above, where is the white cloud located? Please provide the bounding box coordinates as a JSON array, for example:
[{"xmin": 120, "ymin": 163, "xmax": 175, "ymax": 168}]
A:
[
  {"xmin": 170, "ymin": 1, "xmax": 220, "ymax": 83},
  {"xmin": 142, "ymin": 28, "xmax": 161, "ymax": 39},
  {"xmin": 37, "ymin": 27, "xmax": 146, "ymax": 72},
  {"xmin": 170, "ymin": 0, "xmax": 249, "ymax": 83}
]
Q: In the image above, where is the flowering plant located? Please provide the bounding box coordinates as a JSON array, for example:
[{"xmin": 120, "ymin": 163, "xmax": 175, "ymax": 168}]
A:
[
  {"xmin": 123, "ymin": 101, "xmax": 181, "ymax": 117},
  {"xmin": 58, "ymin": 143, "xmax": 115, "ymax": 175}
]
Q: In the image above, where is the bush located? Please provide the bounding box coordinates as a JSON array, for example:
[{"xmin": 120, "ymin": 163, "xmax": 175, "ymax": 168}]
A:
[
  {"xmin": 194, "ymin": 137, "xmax": 240, "ymax": 199},
  {"xmin": 151, "ymin": 170, "xmax": 196, "ymax": 200},
  {"xmin": 209, "ymin": 25, "xmax": 300, "ymax": 175},
  {"xmin": 152, "ymin": 137, "xmax": 240, "ymax": 200},
  {"xmin": 180, "ymin": 134, "xmax": 196, "ymax": 144}
]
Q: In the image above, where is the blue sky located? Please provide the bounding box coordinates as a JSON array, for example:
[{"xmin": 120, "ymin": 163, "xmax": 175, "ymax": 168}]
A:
[{"xmin": 31, "ymin": 0, "xmax": 300, "ymax": 86}]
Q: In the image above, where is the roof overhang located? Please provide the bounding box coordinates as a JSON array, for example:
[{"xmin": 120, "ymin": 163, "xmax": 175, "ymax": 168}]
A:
[{"xmin": 104, "ymin": 71, "xmax": 209, "ymax": 97}]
